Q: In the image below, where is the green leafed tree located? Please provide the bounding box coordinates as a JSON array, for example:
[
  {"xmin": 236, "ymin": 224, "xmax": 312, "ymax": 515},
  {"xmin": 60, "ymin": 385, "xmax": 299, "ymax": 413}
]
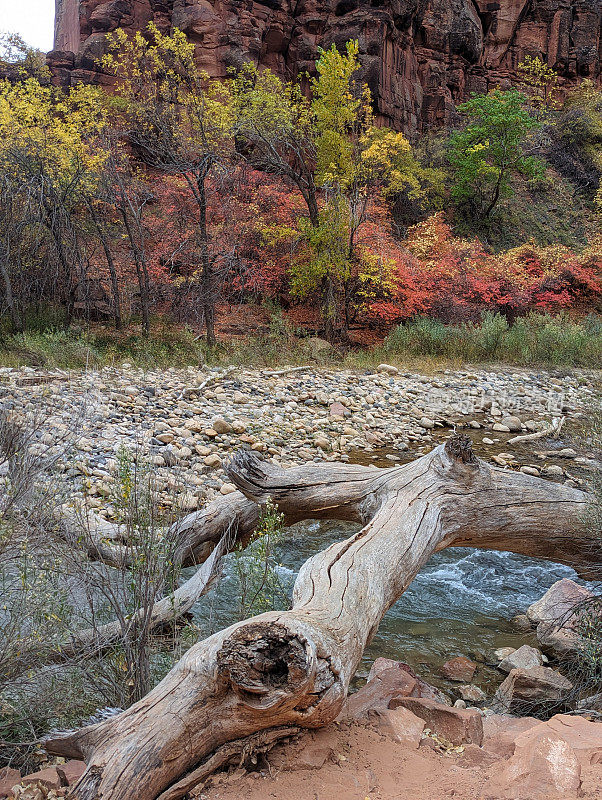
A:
[
  {"xmin": 232, "ymin": 41, "xmax": 441, "ymax": 341},
  {"xmin": 448, "ymin": 88, "xmax": 544, "ymax": 220}
]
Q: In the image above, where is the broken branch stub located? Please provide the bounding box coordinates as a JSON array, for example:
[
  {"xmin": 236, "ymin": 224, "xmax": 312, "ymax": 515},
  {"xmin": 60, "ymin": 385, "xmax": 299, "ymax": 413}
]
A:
[{"xmin": 45, "ymin": 436, "xmax": 596, "ymax": 800}]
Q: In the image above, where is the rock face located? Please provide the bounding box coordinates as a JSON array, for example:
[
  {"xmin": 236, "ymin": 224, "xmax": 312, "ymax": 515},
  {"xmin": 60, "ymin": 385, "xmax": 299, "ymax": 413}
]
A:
[{"xmin": 51, "ymin": 0, "xmax": 602, "ymax": 132}]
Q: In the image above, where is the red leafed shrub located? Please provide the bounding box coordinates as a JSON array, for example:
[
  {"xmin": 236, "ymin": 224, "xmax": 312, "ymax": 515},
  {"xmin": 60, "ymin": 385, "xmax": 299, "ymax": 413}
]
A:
[
  {"xmin": 141, "ymin": 179, "xmax": 601, "ymax": 329},
  {"xmin": 390, "ymin": 214, "xmax": 602, "ymax": 323},
  {"xmin": 228, "ymin": 171, "xmax": 305, "ymax": 300}
]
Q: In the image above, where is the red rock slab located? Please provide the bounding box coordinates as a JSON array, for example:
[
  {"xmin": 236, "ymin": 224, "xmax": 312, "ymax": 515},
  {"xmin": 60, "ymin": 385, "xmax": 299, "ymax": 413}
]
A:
[
  {"xmin": 514, "ymin": 714, "xmax": 602, "ymax": 768},
  {"xmin": 388, "ymin": 697, "xmax": 483, "ymax": 747},
  {"xmin": 482, "ymin": 713, "xmax": 541, "ymax": 758},
  {"xmin": 0, "ymin": 768, "xmax": 21, "ymax": 799},
  {"xmin": 368, "ymin": 706, "xmax": 426, "ymax": 749},
  {"xmin": 20, "ymin": 767, "xmax": 62, "ymax": 791},
  {"xmin": 484, "ymin": 733, "xmax": 581, "ymax": 800}
]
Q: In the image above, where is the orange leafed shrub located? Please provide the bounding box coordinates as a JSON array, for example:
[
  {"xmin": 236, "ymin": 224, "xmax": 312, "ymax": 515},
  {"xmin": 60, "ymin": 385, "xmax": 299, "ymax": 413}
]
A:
[{"xmin": 139, "ymin": 177, "xmax": 602, "ymax": 328}]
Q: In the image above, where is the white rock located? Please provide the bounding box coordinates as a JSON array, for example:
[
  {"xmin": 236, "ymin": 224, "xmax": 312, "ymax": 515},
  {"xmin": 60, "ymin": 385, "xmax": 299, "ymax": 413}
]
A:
[
  {"xmin": 499, "ymin": 645, "xmax": 544, "ymax": 673},
  {"xmin": 494, "ymin": 647, "xmax": 516, "ymax": 662},
  {"xmin": 520, "ymin": 466, "xmax": 540, "ymax": 477}
]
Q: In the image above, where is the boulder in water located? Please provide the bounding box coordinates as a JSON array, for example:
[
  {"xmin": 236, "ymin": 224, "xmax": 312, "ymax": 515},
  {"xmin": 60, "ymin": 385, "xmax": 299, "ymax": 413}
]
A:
[
  {"xmin": 440, "ymin": 656, "xmax": 477, "ymax": 682},
  {"xmin": 457, "ymin": 684, "xmax": 486, "ymax": 704},
  {"xmin": 527, "ymin": 578, "xmax": 595, "ymax": 658},
  {"xmin": 367, "ymin": 658, "xmax": 450, "ymax": 704},
  {"xmin": 501, "ymin": 416, "xmax": 523, "ymax": 432},
  {"xmin": 340, "ymin": 659, "xmax": 450, "ymax": 721},
  {"xmin": 527, "ymin": 579, "xmax": 593, "ymax": 626}
]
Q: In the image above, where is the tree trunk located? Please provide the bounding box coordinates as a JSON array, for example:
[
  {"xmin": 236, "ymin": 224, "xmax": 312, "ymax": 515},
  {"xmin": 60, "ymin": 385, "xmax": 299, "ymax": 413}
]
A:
[
  {"xmin": 303, "ymin": 180, "xmax": 320, "ymax": 228},
  {"xmin": 120, "ymin": 206, "xmax": 150, "ymax": 335},
  {"xmin": 46, "ymin": 436, "xmax": 597, "ymax": 800},
  {"xmin": 42, "ymin": 200, "xmax": 76, "ymax": 326},
  {"xmin": 0, "ymin": 256, "xmax": 20, "ymax": 332},
  {"xmin": 195, "ymin": 175, "xmax": 216, "ymax": 347},
  {"xmin": 484, "ymin": 167, "xmax": 505, "ymax": 218},
  {"xmin": 87, "ymin": 199, "xmax": 122, "ymax": 330}
]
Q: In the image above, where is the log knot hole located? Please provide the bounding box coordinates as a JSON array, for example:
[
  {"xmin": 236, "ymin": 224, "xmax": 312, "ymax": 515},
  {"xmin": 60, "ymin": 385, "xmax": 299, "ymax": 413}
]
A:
[
  {"xmin": 217, "ymin": 623, "xmax": 311, "ymax": 704},
  {"xmin": 444, "ymin": 433, "xmax": 477, "ymax": 464}
]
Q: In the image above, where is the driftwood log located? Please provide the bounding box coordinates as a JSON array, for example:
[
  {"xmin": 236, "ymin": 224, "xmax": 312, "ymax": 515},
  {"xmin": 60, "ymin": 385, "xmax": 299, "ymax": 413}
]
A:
[{"xmin": 46, "ymin": 435, "xmax": 597, "ymax": 800}]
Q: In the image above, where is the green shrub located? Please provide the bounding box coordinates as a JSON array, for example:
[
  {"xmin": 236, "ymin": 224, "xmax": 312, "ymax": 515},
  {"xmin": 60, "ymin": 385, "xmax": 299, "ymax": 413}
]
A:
[
  {"xmin": 384, "ymin": 317, "xmax": 450, "ymax": 357},
  {"xmin": 385, "ymin": 312, "xmax": 602, "ymax": 367},
  {"xmin": 233, "ymin": 499, "xmax": 289, "ymax": 620}
]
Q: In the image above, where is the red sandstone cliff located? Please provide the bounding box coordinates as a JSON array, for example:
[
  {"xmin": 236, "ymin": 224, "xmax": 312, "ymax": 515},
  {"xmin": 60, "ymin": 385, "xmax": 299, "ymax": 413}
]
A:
[{"xmin": 51, "ymin": 0, "xmax": 602, "ymax": 131}]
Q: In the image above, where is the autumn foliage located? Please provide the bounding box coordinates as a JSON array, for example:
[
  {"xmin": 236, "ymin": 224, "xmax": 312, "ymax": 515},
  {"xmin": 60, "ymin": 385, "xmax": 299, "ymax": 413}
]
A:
[
  {"xmin": 221, "ymin": 202, "xmax": 601, "ymax": 327},
  {"xmin": 394, "ymin": 213, "xmax": 602, "ymax": 323},
  {"xmin": 0, "ymin": 28, "xmax": 600, "ymax": 344},
  {"xmin": 74, "ymin": 179, "xmax": 602, "ymax": 332}
]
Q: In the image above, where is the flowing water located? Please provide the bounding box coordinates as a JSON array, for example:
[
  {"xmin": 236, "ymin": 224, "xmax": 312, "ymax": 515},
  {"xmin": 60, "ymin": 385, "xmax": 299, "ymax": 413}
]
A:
[
  {"xmin": 191, "ymin": 426, "xmax": 598, "ymax": 695},
  {"xmin": 191, "ymin": 521, "xmax": 586, "ymax": 694}
]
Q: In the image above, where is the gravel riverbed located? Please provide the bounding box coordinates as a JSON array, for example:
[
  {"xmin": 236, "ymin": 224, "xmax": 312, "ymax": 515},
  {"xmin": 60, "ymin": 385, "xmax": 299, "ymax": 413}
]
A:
[{"xmin": 1, "ymin": 363, "xmax": 600, "ymax": 519}]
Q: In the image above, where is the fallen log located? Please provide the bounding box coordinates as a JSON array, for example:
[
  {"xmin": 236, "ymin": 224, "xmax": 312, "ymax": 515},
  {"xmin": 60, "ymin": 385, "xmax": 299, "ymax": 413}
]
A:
[
  {"xmin": 45, "ymin": 435, "xmax": 597, "ymax": 800},
  {"xmin": 180, "ymin": 367, "xmax": 236, "ymax": 398}
]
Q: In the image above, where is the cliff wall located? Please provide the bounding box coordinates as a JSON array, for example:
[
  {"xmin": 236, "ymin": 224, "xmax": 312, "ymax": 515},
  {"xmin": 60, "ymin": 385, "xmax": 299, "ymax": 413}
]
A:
[{"xmin": 51, "ymin": 0, "xmax": 602, "ymax": 132}]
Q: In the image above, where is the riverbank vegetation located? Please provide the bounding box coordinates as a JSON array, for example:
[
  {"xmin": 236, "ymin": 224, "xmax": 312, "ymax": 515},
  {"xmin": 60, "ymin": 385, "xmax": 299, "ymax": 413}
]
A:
[
  {"xmin": 1, "ymin": 311, "xmax": 602, "ymax": 370},
  {"xmin": 0, "ymin": 29, "xmax": 600, "ymax": 359}
]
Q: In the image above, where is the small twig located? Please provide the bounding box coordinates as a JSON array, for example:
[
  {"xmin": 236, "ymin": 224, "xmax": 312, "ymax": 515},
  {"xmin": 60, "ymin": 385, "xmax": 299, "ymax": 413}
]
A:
[
  {"xmin": 567, "ymin": 709, "xmax": 602, "ymax": 719},
  {"xmin": 262, "ymin": 365, "xmax": 311, "ymax": 377},
  {"xmin": 0, "ymin": 739, "xmax": 41, "ymax": 747}
]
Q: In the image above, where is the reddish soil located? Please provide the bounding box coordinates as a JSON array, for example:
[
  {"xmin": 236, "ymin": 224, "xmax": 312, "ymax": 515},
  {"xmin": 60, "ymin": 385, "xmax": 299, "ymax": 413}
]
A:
[
  {"xmin": 201, "ymin": 718, "xmax": 602, "ymax": 800},
  {"xmin": 214, "ymin": 302, "xmax": 385, "ymax": 347}
]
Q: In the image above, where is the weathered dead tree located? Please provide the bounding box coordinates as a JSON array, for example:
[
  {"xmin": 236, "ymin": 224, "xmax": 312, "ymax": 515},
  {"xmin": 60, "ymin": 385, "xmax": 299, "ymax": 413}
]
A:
[{"xmin": 46, "ymin": 436, "xmax": 598, "ymax": 800}]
